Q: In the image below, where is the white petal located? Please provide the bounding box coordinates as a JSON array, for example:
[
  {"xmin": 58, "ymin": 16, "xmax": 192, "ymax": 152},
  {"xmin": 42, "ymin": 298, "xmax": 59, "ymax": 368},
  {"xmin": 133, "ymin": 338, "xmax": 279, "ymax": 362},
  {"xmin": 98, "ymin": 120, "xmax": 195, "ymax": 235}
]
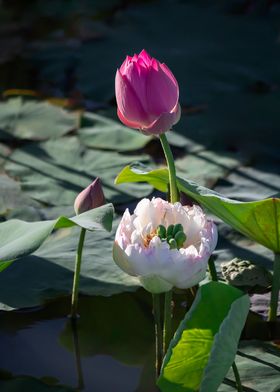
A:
[
  {"xmin": 140, "ymin": 275, "xmax": 173, "ymax": 293},
  {"xmin": 113, "ymin": 197, "xmax": 218, "ymax": 292},
  {"xmin": 112, "ymin": 241, "xmax": 138, "ymax": 276}
]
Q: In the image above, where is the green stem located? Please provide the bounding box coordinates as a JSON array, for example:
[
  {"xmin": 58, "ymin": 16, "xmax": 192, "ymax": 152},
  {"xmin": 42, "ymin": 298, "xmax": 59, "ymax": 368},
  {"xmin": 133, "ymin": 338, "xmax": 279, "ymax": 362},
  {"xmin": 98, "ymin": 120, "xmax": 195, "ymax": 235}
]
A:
[
  {"xmin": 268, "ymin": 252, "xmax": 280, "ymax": 322},
  {"xmin": 163, "ymin": 290, "xmax": 172, "ymax": 355},
  {"xmin": 152, "ymin": 293, "xmax": 163, "ymax": 378},
  {"xmin": 232, "ymin": 362, "xmax": 243, "ymax": 392},
  {"xmin": 159, "ymin": 133, "xmax": 178, "ymax": 204},
  {"xmin": 159, "ymin": 133, "xmax": 178, "ymax": 358},
  {"xmin": 208, "ymin": 256, "xmax": 218, "ymax": 282},
  {"xmin": 71, "ymin": 228, "xmax": 86, "ymax": 319}
]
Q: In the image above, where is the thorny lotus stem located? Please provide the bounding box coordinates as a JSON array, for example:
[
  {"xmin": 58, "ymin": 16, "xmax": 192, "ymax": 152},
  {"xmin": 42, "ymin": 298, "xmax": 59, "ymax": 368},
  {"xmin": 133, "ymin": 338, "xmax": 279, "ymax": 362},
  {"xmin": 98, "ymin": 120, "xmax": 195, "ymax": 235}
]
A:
[
  {"xmin": 152, "ymin": 293, "xmax": 163, "ymax": 378},
  {"xmin": 71, "ymin": 228, "xmax": 86, "ymax": 319},
  {"xmin": 159, "ymin": 133, "xmax": 179, "ymax": 204},
  {"xmin": 163, "ymin": 290, "xmax": 172, "ymax": 354},
  {"xmin": 268, "ymin": 252, "xmax": 280, "ymax": 322},
  {"xmin": 208, "ymin": 256, "xmax": 218, "ymax": 281},
  {"xmin": 159, "ymin": 133, "xmax": 179, "ymax": 357},
  {"xmin": 232, "ymin": 362, "xmax": 243, "ymax": 392}
]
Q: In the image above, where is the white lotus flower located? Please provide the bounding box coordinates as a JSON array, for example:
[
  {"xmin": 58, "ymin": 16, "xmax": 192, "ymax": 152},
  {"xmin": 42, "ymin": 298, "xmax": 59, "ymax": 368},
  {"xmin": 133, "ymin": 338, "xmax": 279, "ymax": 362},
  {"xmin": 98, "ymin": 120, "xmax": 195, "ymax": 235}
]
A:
[{"xmin": 113, "ymin": 197, "xmax": 218, "ymax": 293}]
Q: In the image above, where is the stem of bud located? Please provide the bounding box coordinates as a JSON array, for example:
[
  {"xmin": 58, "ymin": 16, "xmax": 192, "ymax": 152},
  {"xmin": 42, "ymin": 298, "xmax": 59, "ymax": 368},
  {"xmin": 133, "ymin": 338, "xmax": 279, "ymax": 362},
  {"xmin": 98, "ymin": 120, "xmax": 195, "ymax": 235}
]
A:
[{"xmin": 70, "ymin": 228, "xmax": 86, "ymax": 319}]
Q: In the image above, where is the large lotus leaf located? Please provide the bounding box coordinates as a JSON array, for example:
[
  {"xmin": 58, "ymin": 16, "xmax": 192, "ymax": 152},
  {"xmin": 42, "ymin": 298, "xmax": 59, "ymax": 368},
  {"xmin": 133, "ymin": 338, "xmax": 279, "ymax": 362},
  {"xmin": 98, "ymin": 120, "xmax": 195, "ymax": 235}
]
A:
[
  {"xmin": 158, "ymin": 282, "xmax": 249, "ymax": 392},
  {"xmin": 4, "ymin": 137, "xmax": 152, "ymax": 206},
  {"xmin": 0, "ymin": 98, "xmax": 79, "ymax": 140},
  {"xmin": 214, "ymin": 163, "xmax": 280, "ymax": 202},
  {"xmin": 176, "ymin": 150, "xmax": 241, "ymax": 188},
  {"xmin": 0, "ymin": 174, "xmax": 39, "ymax": 216},
  {"xmin": 218, "ymin": 341, "xmax": 280, "ymax": 392},
  {"xmin": 0, "ymin": 218, "xmax": 140, "ymax": 310},
  {"xmin": 0, "ymin": 203, "xmax": 113, "ymax": 266},
  {"xmin": 0, "ymin": 143, "xmax": 10, "ymax": 169},
  {"xmin": 115, "ymin": 165, "xmax": 280, "ymax": 252},
  {"xmin": 79, "ymin": 112, "xmax": 153, "ymax": 151},
  {"xmin": 79, "ymin": 111, "xmax": 200, "ymax": 152}
]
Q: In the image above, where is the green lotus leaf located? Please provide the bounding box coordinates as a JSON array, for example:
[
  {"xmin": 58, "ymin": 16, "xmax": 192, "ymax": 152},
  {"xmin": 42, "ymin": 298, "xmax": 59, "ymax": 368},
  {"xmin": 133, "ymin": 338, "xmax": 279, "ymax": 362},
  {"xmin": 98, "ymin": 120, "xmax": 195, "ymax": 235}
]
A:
[
  {"xmin": 0, "ymin": 203, "xmax": 114, "ymax": 265},
  {"xmin": 158, "ymin": 282, "xmax": 249, "ymax": 392},
  {"xmin": 4, "ymin": 137, "xmax": 152, "ymax": 206},
  {"xmin": 79, "ymin": 112, "xmax": 152, "ymax": 152},
  {"xmin": 0, "ymin": 97, "xmax": 79, "ymax": 140},
  {"xmin": 115, "ymin": 165, "xmax": 280, "ymax": 252}
]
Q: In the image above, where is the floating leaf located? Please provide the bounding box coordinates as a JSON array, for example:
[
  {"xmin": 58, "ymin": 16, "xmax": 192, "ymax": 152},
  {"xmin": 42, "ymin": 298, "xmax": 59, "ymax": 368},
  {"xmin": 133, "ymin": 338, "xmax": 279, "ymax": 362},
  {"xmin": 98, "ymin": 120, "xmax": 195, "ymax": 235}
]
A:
[
  {"xmin": 214, "ymin": 164, "xmax": 280, "ymax": 202},
  {"xmin": 176, "ymin": 150, "xmax": 241, "ymax": 188},
  {"xmin": 158, "ymin": 282, "xmax": 249, "ymax": 392},
  {"xmin": 0, "ymin": 218, "xmax": 140, "ymax": 310},
  {"xmin": 116, "ymin": 165, "xmax": 280, "ymax": 252},
  {"xmin": 0, "ymin": 203, "xmax": 114, "ymax": 264},
  {"xmin": 79, "ymin": 112, "xmax": 152, "ymax": 151},
  {"xmin": 0, "ymin": 174, "xmax": 38, "ymax": 216},
  {"xmin": 4, "ymin": 137, "xmax": 152, "ymax": 206},
  {"xmin": 0, "ymin": 98, "xmax": 79, "ymax": 140},
  {"xmin": 219, "ymin": 341, "xmax": 280, "ymax": 392}
]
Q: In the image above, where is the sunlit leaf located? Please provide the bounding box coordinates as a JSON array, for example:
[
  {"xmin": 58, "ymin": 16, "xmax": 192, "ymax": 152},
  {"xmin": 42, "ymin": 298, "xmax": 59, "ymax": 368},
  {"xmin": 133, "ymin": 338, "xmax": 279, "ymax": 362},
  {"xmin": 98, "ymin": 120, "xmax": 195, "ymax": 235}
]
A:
[
  {"xmin": 0, "ymin": 203, "xmax": 114, "ymax": 264},
  {"xmin": 158, "ymin": 282, "xmax": 249, "ymax": 392},
  {"xmin": 116, "ymin": 165, "xmax": 280, "ymax": 252}
]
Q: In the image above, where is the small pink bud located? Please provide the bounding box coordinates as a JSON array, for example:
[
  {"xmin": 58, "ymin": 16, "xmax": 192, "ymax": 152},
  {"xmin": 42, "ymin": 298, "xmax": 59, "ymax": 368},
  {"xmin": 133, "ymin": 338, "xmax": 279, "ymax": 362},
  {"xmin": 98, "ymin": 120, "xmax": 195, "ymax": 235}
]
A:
[
  {"xmin": 74, "ymin": 178, "xmax": 105, "ymax": 215},
  {"xmin": 115, "ymin": 49, "xmax": 181, "ymax": 135}
]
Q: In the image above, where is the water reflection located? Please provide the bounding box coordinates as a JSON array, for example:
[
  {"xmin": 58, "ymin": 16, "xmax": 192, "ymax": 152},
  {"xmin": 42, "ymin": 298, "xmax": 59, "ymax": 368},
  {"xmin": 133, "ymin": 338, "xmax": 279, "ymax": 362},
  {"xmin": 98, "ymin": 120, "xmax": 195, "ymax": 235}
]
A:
[{"xmin": 0, "ymin": 291, "xmax": 158, "ymax": 391}]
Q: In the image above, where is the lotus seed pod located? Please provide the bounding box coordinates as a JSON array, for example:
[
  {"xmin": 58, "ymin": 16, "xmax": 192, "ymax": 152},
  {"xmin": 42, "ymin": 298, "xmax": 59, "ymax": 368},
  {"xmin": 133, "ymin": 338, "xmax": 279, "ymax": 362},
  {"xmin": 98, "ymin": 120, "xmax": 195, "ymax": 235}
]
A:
[
  {"xmin": 174, "ymin": 231, "xmax": 187, "ymax": 247},
  {"xmin": 173, "ymin": 223, "xmax": 183, "ymax": 236},
  {"xmin": 166, "ymin": 225, "xmax": 174, "ymax": 237},
  {"xmin": 167, "ymin": 236, "xmax": 173, "ymax": 244},
  {"xmin": 168, "ymin": 238, "xmax": 177, "ymax": 249},
  {"xmin": 157, "ymin": 225, "xmax": 166, "ymax": 239}
]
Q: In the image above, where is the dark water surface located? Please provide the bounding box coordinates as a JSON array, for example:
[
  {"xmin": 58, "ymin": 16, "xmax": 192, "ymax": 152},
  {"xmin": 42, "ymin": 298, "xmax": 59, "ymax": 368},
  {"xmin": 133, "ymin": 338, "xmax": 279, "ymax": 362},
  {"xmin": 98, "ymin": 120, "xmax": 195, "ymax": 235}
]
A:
[{"xmin": 0, "ymin": 293, "xmax": 159, "ymax": 392}]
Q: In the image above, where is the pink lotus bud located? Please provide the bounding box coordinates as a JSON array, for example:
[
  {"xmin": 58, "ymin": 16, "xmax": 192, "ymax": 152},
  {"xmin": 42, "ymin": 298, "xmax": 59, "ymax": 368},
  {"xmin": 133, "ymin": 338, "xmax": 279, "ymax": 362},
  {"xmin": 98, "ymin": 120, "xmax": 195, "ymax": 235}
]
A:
[
  {"xmin": 74, "ymin": 178, "xmax": 105, "ymax": 215},
  {"xmin": 115, "ymin": 49, "xmax": 181, "ymax": 135}
]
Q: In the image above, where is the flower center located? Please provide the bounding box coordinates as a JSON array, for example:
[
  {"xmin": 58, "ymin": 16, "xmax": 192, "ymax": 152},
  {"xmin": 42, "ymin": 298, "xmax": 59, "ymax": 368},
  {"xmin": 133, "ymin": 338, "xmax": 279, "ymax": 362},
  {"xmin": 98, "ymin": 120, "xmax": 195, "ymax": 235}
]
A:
[
  {"xmin": 156, "ymin": 223, "xmax": 187, "ymax": 250},
  {"xmin": 143, "ymin": 229, "xmax": 157, "ymax": 248}
]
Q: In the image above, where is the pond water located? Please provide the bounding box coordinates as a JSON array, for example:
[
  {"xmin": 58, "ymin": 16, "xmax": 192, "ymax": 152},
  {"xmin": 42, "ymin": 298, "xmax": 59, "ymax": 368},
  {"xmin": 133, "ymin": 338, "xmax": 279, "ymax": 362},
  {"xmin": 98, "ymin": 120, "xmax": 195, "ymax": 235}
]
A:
[
  {"xmin": 0, "ymin": 289, "xmax": 280, "ymax": 391},
  {"xmin": 0, "ymin": 293, "xmax": 160, "ymax": 392}
]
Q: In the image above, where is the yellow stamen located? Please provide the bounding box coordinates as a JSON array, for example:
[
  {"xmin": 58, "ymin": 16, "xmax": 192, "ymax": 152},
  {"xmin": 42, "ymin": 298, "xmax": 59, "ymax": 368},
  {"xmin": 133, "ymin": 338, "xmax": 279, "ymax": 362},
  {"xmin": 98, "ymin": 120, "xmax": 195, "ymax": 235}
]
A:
[{"xmin": 143, "ymin": 229, "xmax": 157, "ymax": 248}]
